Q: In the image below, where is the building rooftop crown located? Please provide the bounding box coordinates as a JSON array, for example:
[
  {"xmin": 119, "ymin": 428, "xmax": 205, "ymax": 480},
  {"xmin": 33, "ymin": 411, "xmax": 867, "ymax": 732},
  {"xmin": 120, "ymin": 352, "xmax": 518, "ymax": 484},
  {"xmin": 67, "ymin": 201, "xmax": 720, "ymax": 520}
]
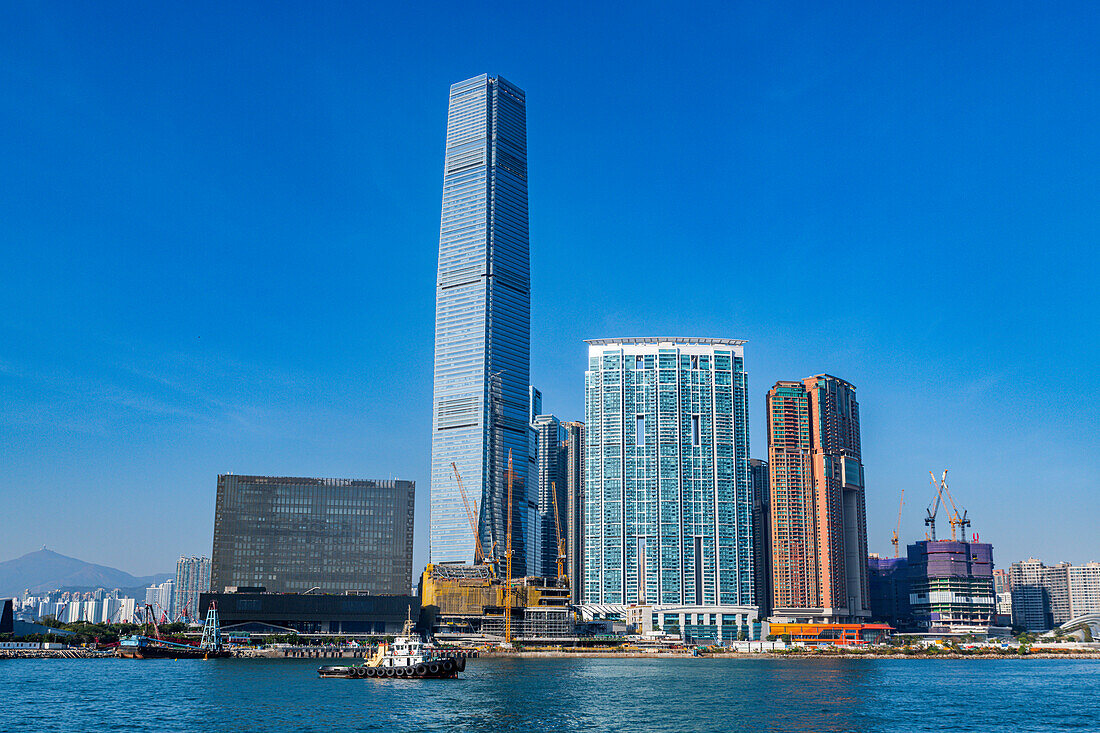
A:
[{"xmin": 585, "ymin": 337, "xmax": 746, "ymax": 347}]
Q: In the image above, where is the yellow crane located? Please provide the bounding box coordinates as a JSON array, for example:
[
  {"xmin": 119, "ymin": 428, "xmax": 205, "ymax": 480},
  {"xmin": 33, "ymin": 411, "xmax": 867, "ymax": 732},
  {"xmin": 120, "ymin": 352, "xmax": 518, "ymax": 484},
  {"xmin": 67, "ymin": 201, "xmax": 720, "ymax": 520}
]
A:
[
  {"xmin": 504, "ymin": 451, "xmax": 514, "ymax": 644},
  {"xmin": 891, "ymin": 489, "xmax": 904, "ymax": 558},
  {"xmin": 934, "ymin": 470, "xmax": 970, "ymax": 541},
  {"xmin": 551, "ymin": 481, "xmax": 568, "ymax": 587},
  {"xmin": 451, "ymin": 462, "xmax": 484, "ymax": 565}
]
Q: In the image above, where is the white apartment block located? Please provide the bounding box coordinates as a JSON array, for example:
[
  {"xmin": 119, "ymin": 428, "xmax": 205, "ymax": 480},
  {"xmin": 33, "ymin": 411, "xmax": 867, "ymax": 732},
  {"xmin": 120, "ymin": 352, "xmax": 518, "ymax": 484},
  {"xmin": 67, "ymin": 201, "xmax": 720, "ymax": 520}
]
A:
[{"xmin": 1068, "ymin": 562, "xmax": 1100, "ymax": 618}]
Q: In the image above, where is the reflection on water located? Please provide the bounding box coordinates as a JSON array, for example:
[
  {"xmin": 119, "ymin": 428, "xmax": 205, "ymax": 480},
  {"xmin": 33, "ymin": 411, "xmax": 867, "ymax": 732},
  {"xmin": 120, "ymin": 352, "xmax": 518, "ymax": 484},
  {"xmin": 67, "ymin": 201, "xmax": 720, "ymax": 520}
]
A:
[{"xmin": 4, "ymin": 656, "xmax": 1099, "ymax": 732}]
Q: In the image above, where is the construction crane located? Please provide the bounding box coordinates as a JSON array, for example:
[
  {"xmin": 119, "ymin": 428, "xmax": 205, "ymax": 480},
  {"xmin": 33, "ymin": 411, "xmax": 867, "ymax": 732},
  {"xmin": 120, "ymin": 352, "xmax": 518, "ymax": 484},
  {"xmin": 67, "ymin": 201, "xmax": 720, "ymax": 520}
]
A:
[
  {"xmin": 891, "ymin": 489, "xmax": 905, "ymax": 558},
  {"xmin": 451, "ymin": 461, "xmax": 484, "ymax": 564},
  {"xmin": 936, "ymin": 471, "xmax": 971, "ymax": 542},
  {"xmin": 504, "ymin": 450, "xmax": 514, "ymax": 645},
  {"xmin": 551, "ymin": 481, "xmax": 568, "ymax": 587},
  {"xmin": 924, "ymin": 470, "xmax": 947, "ymax": 541}
]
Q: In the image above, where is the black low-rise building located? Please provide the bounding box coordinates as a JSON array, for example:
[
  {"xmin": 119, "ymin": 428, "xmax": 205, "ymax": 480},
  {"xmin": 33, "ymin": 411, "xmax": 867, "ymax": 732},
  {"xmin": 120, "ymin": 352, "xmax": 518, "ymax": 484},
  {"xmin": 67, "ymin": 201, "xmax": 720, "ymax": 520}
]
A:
[{"xmin": 200, "ymin": 591, "xmax": 419, "ymax": 635}]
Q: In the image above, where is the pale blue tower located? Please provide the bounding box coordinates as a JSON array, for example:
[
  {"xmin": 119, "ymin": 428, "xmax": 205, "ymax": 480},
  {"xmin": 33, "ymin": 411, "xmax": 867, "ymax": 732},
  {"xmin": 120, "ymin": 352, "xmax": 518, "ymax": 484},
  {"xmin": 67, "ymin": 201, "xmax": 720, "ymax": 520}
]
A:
[
  {"xmin": 583, "ymin": 338, "xmax": 753, "ymax": 607},
  {"xmin": 429, "ymin": 75, "xmax": 534, "ymax": 575}
]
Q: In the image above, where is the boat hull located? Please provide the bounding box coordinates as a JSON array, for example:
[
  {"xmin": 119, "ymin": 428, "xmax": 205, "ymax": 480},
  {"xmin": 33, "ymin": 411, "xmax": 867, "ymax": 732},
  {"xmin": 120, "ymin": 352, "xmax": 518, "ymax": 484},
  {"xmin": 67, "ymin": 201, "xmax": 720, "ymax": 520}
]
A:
[
  {"xmin": 117, "ymin": 645, "xmax": 230, "ymax": 660},
  {"xmin": 318, "ymin": 657, "xmax": 465, "ymax": 679}
]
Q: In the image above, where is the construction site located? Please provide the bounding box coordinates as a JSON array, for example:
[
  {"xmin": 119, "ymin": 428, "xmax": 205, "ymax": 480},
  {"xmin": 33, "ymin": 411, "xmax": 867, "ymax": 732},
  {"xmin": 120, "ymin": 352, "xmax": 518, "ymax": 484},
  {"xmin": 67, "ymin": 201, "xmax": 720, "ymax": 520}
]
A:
[
  {"xmin": 903, "ymin": 471, "xmax": 1006, "ymax": 635},
  {"xmin": 419, "ymin": 458, "xmax": 583, "ymax": 642}
]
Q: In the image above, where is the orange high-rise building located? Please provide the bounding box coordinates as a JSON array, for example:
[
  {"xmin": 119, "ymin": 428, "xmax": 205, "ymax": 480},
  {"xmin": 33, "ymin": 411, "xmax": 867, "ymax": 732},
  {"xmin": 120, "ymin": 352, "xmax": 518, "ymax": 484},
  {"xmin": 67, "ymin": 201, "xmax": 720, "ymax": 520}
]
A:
[{"xmin": 767, "ymin": 375, "xmax": 869, "ymax": 622}]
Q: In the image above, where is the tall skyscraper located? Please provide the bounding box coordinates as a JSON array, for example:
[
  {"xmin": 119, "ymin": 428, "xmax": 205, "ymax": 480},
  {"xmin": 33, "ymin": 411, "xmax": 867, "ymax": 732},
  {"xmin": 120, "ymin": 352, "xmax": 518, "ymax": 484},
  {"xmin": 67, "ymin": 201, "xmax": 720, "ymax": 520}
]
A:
[
  {"xmin": 532, "ymin": 413, "xmax": 567, "ymax": 578},
  {"xmin": 749, "ymin": 458, "xmax": 772, "ymax": 618},
  {"xmin": 583, "ymin": 338, "xmax": 753, "ymax": 607},
  {"xmin": 563, "ymin": 421, "xmax": 585, "ymax": 604},
  {"xmin": 174, "ymin": 556, "xmax": 211, "ymax": 623},
  {"xmin": 429, "ymin": 74, "xmax": 534, "ymax": 576},
  {"xmin": 767, "ymin": 375, "xmax": 869, "ymax": 621},
  {"xmin": 211, "ymin": 475, "xmax": 415, "ymax": 595}
]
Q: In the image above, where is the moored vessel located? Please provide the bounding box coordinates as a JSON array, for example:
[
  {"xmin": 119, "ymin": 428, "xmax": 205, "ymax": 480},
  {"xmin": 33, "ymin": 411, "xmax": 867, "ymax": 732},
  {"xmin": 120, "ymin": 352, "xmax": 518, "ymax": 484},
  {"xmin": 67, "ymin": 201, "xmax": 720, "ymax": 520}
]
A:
[
  {"xmin": 117, "ymin": 601, "xmax": 230, "ymax": 660},
  {"xmin": 318, "ymin": 609, "xmax": 465, "ymax": 679}
]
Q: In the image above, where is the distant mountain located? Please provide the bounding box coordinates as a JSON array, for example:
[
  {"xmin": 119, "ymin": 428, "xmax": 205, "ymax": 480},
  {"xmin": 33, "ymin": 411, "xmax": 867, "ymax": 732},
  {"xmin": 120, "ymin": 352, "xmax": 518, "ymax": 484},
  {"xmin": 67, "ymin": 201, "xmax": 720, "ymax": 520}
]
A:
[{"xmin": 0, "ymin": 548, "xmax": 171, "ymax": 598}]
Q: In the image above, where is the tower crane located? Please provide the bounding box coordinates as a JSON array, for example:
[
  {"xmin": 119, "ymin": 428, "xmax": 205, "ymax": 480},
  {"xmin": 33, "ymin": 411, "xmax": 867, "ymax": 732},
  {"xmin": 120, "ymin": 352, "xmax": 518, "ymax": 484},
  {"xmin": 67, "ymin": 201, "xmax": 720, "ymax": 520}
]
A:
[
  {"xmin": 937, "ymin": 471, "xmax": 971, "ymax": 542},
  {"xmin": 504, "ymin": 450, "xmax": 514, "ymax": 645},
  {"xmin": 891, "ymin": 489, "xmax": 905, "ymax": 558},
  {"xmin": 924, "ymin": 470, "xmax": 947, "ymax": 541},
  {"xmin": 551, "ymin": 481, "xmax": 568, "ymax": 587},
  {"xmin": 451, "ymin": 461, "xmax": 484, "ymax": 565}
]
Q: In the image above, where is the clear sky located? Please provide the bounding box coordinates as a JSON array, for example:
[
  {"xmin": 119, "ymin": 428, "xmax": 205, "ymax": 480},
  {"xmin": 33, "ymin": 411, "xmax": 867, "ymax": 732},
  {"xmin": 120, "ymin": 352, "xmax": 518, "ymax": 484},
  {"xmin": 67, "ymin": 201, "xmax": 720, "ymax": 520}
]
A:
[{"xmin": 2, "ymin": 2, "xmax": 1097, "ymax": 579}]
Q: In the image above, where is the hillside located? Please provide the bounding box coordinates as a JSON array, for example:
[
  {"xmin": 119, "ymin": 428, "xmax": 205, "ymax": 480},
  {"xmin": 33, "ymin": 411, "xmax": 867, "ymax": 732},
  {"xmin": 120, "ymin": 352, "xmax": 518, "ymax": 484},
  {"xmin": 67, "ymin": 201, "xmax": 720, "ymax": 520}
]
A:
[{"xmin": 0, "ymin": 548, "xmax": 171, "ymax": 597}]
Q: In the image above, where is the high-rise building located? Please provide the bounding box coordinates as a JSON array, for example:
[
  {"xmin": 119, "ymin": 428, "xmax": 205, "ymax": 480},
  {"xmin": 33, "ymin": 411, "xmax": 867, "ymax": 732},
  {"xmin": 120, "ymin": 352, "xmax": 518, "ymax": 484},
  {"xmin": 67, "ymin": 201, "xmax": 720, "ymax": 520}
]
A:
[
  {"xmin": 1043, "ymin": 562, "xmax": 1072, "ymax": 626},
  {"xmin": 993, "ymin": 568, "xmax": 1012, "ymax": 621},
  {"xmin": 583, "ymin": 338, "xmax": 753, "ymax": 607},
  {"xmin": 767, "ymin": 375, "xmax": 869, "ymax": 622},
  {"xmin": 1010, "ymin": 558, "xmax": 1051, "ymax": 631},
  {"xmin": 908, "ymin": 540, "xmax": 996, "ymax": 631},
  {"xmin": 211, "ymin": 475, "xmax": 415, "ymax": 595},
  {"xmin": 867, "ymin": 554, "xmax": 911, "ymax": 628},
  {"xmin": 532, "ymin": 414, "xmax": 567, "ymax": 578},
  {"xmin": 143, "ymin": 581, "xmax": 174, "ymax": 621},
  {"xmin": 750, "ymin": 458, "xmax": 772, "ymax": 618},
  {"xmin": 563, "ymin": 421, "xmax": 585, "ymax": 604},
  {"xmin": 1068, "ymin": 563, "xmax": 1100, "ymax": 618},
  {"xmin": 527, "ymin": 387, "xmax": 543, "ymax": 570},
  {"xmin": 174, "ymin": 556, "xmax": 211, "ymax": 623},
  {"xmin": 429, "ymin": 74, "xmax": 534, "ymax": 576}
]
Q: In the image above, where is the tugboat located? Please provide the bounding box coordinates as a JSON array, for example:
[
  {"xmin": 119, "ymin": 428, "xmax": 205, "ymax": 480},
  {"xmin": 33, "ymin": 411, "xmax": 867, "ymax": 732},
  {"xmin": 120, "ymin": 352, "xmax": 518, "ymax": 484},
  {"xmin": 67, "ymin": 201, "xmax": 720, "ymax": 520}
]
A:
[{"xmin": 318, "ymin": 609, "xmax": 465, "ymax": 679}]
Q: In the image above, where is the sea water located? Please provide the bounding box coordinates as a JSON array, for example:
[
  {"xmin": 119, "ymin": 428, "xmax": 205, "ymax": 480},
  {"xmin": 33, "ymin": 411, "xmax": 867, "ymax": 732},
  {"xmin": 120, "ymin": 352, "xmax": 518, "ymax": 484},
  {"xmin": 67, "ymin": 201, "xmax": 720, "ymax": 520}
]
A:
[{"xmin": 4, "ymin": 656, "xmax": 1098, "ymax": 732}]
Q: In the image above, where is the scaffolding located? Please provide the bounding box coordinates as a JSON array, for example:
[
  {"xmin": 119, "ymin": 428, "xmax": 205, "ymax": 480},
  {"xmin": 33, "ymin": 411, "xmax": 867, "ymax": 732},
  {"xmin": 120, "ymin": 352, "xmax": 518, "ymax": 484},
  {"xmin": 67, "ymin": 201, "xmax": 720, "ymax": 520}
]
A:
[{"xmin": 420, "ymin": 563, "xmax": 573, "ymax": 638}]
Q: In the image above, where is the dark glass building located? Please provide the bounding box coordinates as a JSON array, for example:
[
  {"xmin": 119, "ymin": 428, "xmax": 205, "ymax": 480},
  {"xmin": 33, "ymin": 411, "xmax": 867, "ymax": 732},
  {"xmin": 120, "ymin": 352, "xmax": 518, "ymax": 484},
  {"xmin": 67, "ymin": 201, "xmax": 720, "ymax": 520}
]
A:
[
  {"xmin": 868, "ymin": 555, "xmax": 911, "ymax": 629},
  {"xmin": 199, "ymin": 590, "xmax": 419, "ymax": 635},
  {"xmin": 211, "ymin": 475, "xmax": 415, "ymax": 595},
  {"xmin": 750, "ymin": 458, "xmax": 771, "ymax": 618}
]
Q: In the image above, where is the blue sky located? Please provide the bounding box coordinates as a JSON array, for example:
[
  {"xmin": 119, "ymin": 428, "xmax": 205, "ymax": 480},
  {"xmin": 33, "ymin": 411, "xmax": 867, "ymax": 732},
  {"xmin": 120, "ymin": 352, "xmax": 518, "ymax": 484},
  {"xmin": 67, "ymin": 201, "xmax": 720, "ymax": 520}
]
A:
[{"xmin": 1, "ymin": 2, "xmax": 1097, "ymax": 578}]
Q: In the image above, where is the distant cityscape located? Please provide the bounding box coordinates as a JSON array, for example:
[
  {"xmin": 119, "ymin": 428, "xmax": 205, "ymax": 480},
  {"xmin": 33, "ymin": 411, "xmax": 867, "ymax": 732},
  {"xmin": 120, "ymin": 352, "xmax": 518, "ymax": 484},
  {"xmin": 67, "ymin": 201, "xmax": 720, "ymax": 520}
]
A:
[{"xmin": 5, "ymin": 74, "xmax": 1098, "ymax": 648}]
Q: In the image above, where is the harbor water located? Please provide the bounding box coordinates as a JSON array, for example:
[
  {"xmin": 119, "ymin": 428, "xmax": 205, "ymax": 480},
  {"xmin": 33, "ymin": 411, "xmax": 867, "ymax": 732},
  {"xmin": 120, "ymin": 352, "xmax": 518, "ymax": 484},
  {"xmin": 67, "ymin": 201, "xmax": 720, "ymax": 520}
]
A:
[{"xmin": 4, "ymin": 656, "xmax": 1099, "ymax": 732}]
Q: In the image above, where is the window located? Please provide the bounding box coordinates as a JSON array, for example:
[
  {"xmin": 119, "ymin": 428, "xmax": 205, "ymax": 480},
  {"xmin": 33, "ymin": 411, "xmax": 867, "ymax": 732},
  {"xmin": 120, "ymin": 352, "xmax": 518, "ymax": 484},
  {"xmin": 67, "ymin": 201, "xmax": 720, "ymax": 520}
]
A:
[
  {"xmin": 636, "ymin": 415, "xmax": 645, "ymax": 445},
  {"xmin": 635, "ymin": 355, "xmax": 643, "ymax": 369},
  {"xmin": 692, "ymin": 415, "xmax": 700, "ymax": 446}
]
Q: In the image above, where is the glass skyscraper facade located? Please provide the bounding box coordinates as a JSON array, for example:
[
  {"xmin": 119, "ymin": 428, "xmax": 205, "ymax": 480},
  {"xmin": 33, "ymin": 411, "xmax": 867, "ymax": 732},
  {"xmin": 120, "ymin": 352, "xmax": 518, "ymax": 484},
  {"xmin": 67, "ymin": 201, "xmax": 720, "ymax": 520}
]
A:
[
  {"xmin": 583, "ymin": 338, "xmax": 753, "ymax": 606},
  {"xmin": 211, "ymin": 475, "xmax": 415, "ymax": 595},
  {"xmin": 532, "ymin": 412, "xmax": 567, "ymax": 578},
  {"xmin": 429, "ymin": 75, "xmax": 534, "ymax": 576}
]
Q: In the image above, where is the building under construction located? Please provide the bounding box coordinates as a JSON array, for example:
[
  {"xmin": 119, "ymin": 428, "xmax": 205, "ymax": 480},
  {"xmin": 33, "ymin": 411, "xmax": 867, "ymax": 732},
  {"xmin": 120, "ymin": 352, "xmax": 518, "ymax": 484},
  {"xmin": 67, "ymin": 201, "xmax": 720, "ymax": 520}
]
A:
[
  {"xmin": 418, "ymin": 563, "xmax": 572, "ymax": 639},
  {"xmin": 906, "ymin": 471, "xmax": 1004, "ymax": 634}
]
